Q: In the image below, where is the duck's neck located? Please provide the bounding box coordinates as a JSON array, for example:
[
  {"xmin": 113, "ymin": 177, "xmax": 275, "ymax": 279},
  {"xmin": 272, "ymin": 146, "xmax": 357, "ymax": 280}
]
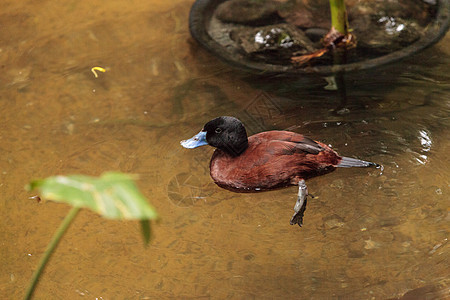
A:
[{"xmin": 219, "ymin": 138, "xmax": 248, "ymax": 157}]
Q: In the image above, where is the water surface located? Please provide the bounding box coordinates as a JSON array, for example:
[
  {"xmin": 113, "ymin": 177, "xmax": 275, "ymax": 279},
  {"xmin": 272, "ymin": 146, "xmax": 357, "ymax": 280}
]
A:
[{"xmin": 0, "ymin": 1, "xmax": 448, "ymax": 299}]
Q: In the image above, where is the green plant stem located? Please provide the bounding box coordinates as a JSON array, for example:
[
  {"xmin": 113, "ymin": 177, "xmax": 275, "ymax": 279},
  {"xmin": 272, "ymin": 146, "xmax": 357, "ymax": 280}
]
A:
[
  {"xmin": 24, "ymin": 206, "xmax": 81, "ymax": 300},
  {"xmin": 329, "ymin": 0, "xmax": 349, "ymax": 34}
]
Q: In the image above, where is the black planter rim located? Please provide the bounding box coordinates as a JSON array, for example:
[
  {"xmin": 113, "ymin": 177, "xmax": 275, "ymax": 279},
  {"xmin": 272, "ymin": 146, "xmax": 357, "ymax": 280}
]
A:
[{"xmin": 189, "ymin": 0, "xmax": 450, "ymax": 76}]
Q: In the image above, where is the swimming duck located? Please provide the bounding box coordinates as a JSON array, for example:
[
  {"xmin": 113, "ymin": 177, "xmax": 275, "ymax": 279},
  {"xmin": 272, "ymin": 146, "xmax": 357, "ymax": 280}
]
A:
[{"xmin": 181, "ymin": 116, "xmax": 378, "ymax": 227}]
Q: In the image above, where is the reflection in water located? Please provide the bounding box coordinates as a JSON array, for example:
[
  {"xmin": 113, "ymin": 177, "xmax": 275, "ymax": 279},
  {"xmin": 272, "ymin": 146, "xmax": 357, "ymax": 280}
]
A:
[
  {"xmin": 418, "ymin": 129, "xmax": 432, "ymax": 152},
  {"xmin": 417, "ymin": 129, "xmax": 432, "ymax": 165},
  {"xmin": 0, "ymin": 0, "xmax": 449, "ymax": 299}
]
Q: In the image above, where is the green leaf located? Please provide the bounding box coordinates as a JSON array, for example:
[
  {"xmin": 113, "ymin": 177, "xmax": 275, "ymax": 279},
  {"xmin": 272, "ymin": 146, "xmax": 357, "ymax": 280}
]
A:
[{"xmin": 27, "ymin": 172, "xmax": 158, "ymax": 221}]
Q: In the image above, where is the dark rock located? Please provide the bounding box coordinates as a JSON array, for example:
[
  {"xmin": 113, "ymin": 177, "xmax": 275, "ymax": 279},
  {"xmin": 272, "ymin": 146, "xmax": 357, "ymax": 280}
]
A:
[
  {"xmin": 347, "ymin": 0, "xmax": 435, "ymax": 27},
  {"xmin": 230, "ymin": 24, "xmax": 317, "ymax": 64},
  {"xmin": 352, "ymin": 14, "xmax": 422, "ymax": 53},
  {"xmin": 279, "ymin": 1, "xmax": 330, "ymax": 29},
  {"xmin": 279, "ymin": 0, "xmax": 434, "ymax": 29},
  {"xmin": 216, "ymin": 0, "xmax": 282, "ymax": 25}
]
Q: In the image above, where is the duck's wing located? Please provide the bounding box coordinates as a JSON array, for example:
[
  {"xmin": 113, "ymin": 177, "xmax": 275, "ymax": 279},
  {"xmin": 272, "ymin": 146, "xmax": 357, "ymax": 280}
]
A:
[
  {"xmin": 265, "ymin": 132, "xmax": 325, "ymax": 155},
  {"xmin": 285, "ymin": 136, "xmax": 324, "ymax": 155}
]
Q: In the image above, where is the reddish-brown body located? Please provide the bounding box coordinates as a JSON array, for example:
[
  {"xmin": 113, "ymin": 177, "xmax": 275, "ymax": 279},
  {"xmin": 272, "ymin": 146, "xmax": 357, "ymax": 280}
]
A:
[{"xmin": 209, "ymin": 131, "xmax": 342, "ymax": 192}]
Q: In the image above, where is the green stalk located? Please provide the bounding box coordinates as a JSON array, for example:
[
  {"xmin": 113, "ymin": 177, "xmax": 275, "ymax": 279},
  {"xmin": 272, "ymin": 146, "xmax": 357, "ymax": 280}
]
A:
[
  {"xmin": 24, "ymin": 206, "xmax": 81, "ymax": 300},
  {"xmin": 329, "ymin": 0, "xmax": 349, "ymax": 34}
]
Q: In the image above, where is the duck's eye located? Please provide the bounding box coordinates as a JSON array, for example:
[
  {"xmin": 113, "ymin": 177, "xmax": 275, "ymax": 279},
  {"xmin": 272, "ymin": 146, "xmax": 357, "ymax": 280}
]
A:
[{"xmin": 215, "ymin": 128, "xmax": 222, "ymax": 134}]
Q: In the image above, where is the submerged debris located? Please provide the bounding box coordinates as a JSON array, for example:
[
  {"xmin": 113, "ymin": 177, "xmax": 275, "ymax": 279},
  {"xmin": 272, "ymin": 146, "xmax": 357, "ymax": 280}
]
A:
[
  {"xmin": 231, "ymin": 24, "xmax": 317, "ymax": 64},
  {"xmin": 291, "ymin": 27, "xmax": 356, "ymax": 66}
]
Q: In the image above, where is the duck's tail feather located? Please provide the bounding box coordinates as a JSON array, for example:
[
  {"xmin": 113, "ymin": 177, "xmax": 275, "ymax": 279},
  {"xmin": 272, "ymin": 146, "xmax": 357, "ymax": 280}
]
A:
[{"xmin": 337, "ymin": 156, "xmax": 379, "ymax": 168}]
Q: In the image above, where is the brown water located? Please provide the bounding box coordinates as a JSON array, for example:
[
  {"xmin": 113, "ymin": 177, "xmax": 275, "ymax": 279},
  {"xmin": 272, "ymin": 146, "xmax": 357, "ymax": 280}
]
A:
[{"xmin": 0, "ymin": 1, "xmax": 449, "ymax": 299}]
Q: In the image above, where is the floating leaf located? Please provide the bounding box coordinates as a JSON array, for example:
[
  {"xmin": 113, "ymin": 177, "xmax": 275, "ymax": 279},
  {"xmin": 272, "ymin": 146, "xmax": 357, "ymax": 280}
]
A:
[{"xmin": 27, "ymin": 172, "xmax": 158, "ymax": 221}]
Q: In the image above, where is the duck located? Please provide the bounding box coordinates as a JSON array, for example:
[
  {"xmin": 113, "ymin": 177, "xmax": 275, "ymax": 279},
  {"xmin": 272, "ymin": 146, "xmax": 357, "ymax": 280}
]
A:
[{"xmin": 181, "ymin": 116, "xmax": 378, "ymax": 228}]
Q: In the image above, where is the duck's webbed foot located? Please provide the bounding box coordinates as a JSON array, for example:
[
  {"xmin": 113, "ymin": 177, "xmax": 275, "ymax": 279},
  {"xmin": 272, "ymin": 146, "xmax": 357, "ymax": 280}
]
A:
[{"xmin": 290, "ymin": 179, "xmax": 309, "ymax": 227}]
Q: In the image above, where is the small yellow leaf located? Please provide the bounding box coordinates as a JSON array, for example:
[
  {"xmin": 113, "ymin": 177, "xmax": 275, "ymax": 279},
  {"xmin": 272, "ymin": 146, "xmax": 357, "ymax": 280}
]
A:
[{"xmin": 91, "ymin": 67, "xmax": 106, "ymax": 78}]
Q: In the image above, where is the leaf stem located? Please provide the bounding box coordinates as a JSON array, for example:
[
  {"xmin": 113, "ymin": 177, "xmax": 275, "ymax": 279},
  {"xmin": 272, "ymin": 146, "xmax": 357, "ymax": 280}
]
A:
[
  {"xmin": 24, "ymin": 206, "xmax": 81, "ymax": 300},
  {"xmin": 329, "ymin": 0, "xmax": 349, "ymax": 34}
]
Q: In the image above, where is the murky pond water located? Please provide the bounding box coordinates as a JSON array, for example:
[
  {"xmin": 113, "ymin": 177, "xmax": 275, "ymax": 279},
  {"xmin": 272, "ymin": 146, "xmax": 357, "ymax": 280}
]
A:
[{"xmin": 1, "ymin": 1, "xmax": 448, "ymax": 299}]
